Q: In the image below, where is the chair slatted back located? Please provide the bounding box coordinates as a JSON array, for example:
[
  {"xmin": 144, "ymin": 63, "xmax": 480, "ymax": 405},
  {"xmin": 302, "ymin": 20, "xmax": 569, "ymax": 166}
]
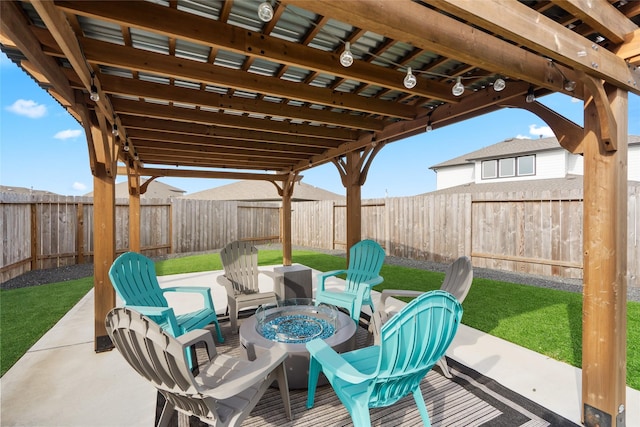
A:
[
  {"xmin": 440, "ymin": 256, "xmax": 473, "ymax": 303},
  {"xmin": 105, "ymin": 307, "xmax": 200, "ymax": 396},
  {"xmin": 344, "ymin": 239, "xmax": 385, "ymax": 294},
  {"xmin": 371, "ymin": 291, "xmax": 462, "ymax": 408},
  {"xmin": 109, "ymin": 252, "xmax": 168, "ymax": 307},
  {"xmin": 220, "ymin": 241, "xmax": 260, "ymax": 295}
]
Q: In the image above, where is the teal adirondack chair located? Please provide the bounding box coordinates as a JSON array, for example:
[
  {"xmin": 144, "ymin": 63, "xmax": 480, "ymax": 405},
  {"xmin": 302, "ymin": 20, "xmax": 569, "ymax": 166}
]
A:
[
  {"xmin": 108, "ymin": 252, "xmax": 224, "ymax": 345},
  {"xmin": 306, "ymin": 290, "xmax": 463, "ymax": 427},
  {"xmin": 315, "ymin": 239, "xmax": 385, "ymax": 323}
]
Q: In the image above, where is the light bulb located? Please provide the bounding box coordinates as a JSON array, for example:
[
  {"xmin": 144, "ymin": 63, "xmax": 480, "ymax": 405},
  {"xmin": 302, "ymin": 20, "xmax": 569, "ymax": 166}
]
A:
[
  {"xmin": 89, "ymin": 84, "xmax": 100, "ymax": 102},
  {"xmin": 112, "ymin": 124, "xmax": 119, "ymax": 137},
  {"xmin": 123, "ymin": 141, "xmax": 130, "ymax": 152},
  {"xmin": 525, "ymin": 86, "xmax": 536, "ymax": 103},
  {"xmin": 426, "ymin": 121, "xmax": 433, "ymax": 132},
  {"xmin": 452, "ymin": 77, "xmax": 465, "ymax": 96},
  {"xmin": 493, "ymin": 77, "xmax": 506, "ymax": 92},
  {"xmin": 563, "ymin": 79, "xmax": 576, "ymax": 92},
  {"xmin": 403, "ymin": 67, "xmax": 417, "ymax": 89},
  {"xmin": 257, "ymin": 2, "xmax": 274, "ymax": 22},
  {"xmin": 340, "ymin": 42, "xmax": 354, "ymax": 67}
]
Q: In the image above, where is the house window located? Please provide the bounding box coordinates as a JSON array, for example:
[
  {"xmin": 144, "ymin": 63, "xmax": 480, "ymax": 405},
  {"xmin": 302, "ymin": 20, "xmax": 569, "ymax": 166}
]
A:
[
  {"xmin": 481, "ymin": 160, "xmax": 497, "ymax": 179},
  {"xmin": 481, "ymin": 155, "xmax": 536, "ymax": 180},
  {"xmin": 499, "ymin": 158, "xmax": 515, "ymax": 177},
  {"xmin": 517, "ymin": 155, "xmax": 535, "ymax": 175}
]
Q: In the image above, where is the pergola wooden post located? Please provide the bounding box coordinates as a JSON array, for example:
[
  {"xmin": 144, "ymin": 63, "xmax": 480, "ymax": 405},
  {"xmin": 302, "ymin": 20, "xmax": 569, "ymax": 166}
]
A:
[
  {"xmin": 581, "ymin": 83, "xmax": 628, "ymax": 425},
  {"xmin": 127, "ymin": 173, "xmax": 141, "ymax": 253},
  {"xmin": 275, "ymin": 173, "xmax": 299, "ymax": 266},
  {"xmin": 93, "ymin": 170, "xmax": 116, "ymax": 352},
  {"xmin": 334, "ymin": 143, "xmax": 383, "ymax": 258}
]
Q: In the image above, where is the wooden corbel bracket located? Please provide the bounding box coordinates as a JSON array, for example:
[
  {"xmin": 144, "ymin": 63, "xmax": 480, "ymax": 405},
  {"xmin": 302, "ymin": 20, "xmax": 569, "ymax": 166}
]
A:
[
  {"xmin": 499, "ymin": 98, "xmax": 584, "ymax": 154},
  {"xmin": 580, "ymin": 73, "xmax": 618, "ymax": 152}
]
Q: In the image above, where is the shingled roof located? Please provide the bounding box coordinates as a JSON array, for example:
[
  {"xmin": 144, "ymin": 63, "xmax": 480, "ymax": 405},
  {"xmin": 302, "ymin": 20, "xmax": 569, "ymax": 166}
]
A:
[
  {"xmin": 430, "ymin": 135, "xmax": 640, "ymax": 170},
  {"xmin": 183, "ymin": 180, "xmax": 344, "ymax": 202}
]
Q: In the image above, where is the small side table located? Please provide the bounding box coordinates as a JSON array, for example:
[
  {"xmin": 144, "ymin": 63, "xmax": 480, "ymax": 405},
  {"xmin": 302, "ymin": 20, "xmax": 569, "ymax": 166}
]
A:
[{"xmin": 274, "ymin": 265, "xmax": 312, "ymax": 299}]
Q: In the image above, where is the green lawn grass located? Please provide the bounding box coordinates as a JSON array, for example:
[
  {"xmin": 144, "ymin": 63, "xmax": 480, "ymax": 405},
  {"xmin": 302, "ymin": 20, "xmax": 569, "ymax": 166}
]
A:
[
  {"xmin": 0, "ymin": 277, "xmax": 94, "ymax": 376},
  {"xmin": 2, "ymin": 250, "xmax": 638, "ymax": 391}
]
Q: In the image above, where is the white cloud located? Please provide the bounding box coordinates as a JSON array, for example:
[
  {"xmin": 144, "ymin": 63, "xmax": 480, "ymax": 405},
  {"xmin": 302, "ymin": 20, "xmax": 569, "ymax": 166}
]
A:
[
  {"xmin": 515, "ymin": 134, "xmax": 531, "ymax": 139},
  {"xmin": 54, "ymin": 129, "xmax": 82, "ymax": 140},
  {"xmin": 6, "ymin": 99, "xmax": 47, "ymax": 118},
  {"xmin": 528, "ymin": 124, "xmax": 554, "ymax": 138},
  {"xmin": 72, "ymin": 182, "xmax": 87, "ymax": 191}
]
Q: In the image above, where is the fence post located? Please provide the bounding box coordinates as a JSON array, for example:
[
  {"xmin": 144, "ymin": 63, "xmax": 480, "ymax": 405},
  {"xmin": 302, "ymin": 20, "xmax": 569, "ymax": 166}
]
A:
[
  {"xmin": 30, "ymin": 203, "xmax": 38, "ymax": 271},
  {"xmin": 76, "ymin": 202, "xmax": 84, "ymax": 264}
]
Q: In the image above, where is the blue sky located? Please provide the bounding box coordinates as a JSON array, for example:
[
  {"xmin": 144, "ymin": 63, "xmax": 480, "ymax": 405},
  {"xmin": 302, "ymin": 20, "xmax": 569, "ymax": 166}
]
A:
[{"xmin": 2, "ymin": 51, "xmax": 639, "ymax": 199}]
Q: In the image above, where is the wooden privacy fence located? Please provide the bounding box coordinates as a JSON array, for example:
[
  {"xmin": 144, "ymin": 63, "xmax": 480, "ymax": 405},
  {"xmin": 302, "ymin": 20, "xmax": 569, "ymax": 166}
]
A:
[{"xmin": 2, "ymin": 187, "xmax": 639, "ymax": 286}]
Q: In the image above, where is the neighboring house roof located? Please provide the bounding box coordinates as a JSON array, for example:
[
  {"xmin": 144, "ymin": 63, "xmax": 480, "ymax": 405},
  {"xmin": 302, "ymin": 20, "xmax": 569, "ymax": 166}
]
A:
[
  {"xmin": 0, "ymin": 185, "xmax": 58, "ymax": 196},
  {"xmin": 183, "ymin": 180, "xmax": 345, "ymax": 201},
  {"xmin": 423, "ymin": 175, "xmax": 640, "ymax": 196},
  {"xmin": 84, "ymin": 179, "xmax": 185, "ymax": 199},
  {"xmin": 430, "ymin": 135, "xmax": 640, "ymax": 170}
]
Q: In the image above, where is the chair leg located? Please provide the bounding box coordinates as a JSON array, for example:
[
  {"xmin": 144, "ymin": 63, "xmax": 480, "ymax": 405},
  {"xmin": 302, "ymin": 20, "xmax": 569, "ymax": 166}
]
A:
[
  {"xmin": 157, "ymin": 397, "xmax": 175, "ymax": 427},
  {"xmin": 275, "ymin": 364, "xmax": 293, "ymax": 420},
  {"xmin": 436, "ymin": 356, "xmax": 453, "ymax": 379},
  {"xmin": 212, "ymin": 318, "xmax": 224, "ymax": 343},
  {"xmin": 412, "ymin": 387, "xmax": 432, "ymax": 427},
  {"xmin": 306, "ymin": 356, "xmax": 322, "ymax": 408},
  {"xmin": 348, "ymin": 402, "xmax": 372, "ymax": 427},
  {"xmin": 228, "ymin": 296, "xmax": 238, "ymax": 332}
]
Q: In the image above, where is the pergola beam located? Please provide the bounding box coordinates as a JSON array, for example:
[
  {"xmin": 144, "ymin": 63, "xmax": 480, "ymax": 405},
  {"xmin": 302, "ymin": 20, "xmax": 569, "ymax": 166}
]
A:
[
  {"xmin": 111, "ymin": 98, "xmax": 358, "ymax": 141},
  {"xmin": 121, "ymin": 116, "xmax": 342, "ymax": 149},
  {"xmin": 550, "ymin": 0, "xmax": 637, "ymax": 44},
  {"xmin": 120, "ymin": 167, "xmax": 299, "ymax": 183},
  {"xmin": 427, "ymin": 0, "xmax": 639, "ymax": 94}
]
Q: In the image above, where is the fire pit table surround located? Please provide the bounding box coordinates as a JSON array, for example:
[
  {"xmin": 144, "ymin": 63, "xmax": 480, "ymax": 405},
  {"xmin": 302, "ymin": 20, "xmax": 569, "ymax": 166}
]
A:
[{"xmin": 239, "ymin": 298, "xmax": 357, "ymax": 389}]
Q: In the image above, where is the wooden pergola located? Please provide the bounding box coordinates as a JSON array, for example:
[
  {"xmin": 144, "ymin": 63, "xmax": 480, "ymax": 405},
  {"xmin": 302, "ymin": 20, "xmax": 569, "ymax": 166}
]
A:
[{"xmin": 1, "ymin": 1, "xmax": 638, "ymax": 424}]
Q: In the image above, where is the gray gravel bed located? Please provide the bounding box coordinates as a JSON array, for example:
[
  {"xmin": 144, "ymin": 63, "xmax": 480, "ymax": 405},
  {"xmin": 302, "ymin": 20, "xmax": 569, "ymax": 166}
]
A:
[{"xmin": 3, "ymin": 245, "xmax": 638, "ymax": 302}]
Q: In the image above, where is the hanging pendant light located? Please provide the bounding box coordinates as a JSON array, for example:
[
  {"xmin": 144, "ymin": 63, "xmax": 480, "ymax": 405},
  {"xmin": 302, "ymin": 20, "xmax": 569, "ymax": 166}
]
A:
[
  {"xmin": 89, "ymin": 73, "xmax": 100, "ymax": 102},
  {"xmin": 563, "ymin": 79, "xmax": 577, "ymax": 92},
  {"xmin": 403, "ymin": 67, "xmax": 417, "ymax": 89},
  {"xmin": 493, "ymin": 76, "xmax": 506, "ymax": 92},
  {"xmin": 340, "ymin": 42, "xmax": 354, "ymax": 67},
  {"xmin": 452, "ymin": 77, "xmax": 465, "ymax": 96},
  {"xmin": 257, "ymin": 2, "xmax": 274, "ymax": 22},
  {"xmin": 426, "ymin": 120, "xmax": 433, "ymax": 132},
  {"xmin": 525, "ymin": 85, "xmax": 536, "ymax": 103}
]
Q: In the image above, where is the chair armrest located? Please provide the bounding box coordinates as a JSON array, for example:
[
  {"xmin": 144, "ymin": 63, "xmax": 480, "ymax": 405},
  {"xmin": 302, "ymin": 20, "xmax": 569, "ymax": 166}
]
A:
[
  {"xmin": 362, "ymin": 275, "xmax": 384, "ymax": 288},
  {"xmin": 177, "ymin": 329, "xmax": 216, "ymax": 361},
  {"xmin": 163, "ymin": 286, "xmax": 215, "ymax": 311},
  {"xmin": 380, "ymin": 289, "xmax": 424, "ymax": 306},
  {"xmin": 317, "ymin": 269, "xmax": 347, "ymax": 292},
  {"xmin": 306, "ymin": 339, "xmax": 371, "ymax": 384},
  {"xmin": 199, "ymin": 347, "xmax": 289, "ymax": 399},
  {"xmin": 126, "ymin": 305, "xmax": 180, "ymax": 336}
]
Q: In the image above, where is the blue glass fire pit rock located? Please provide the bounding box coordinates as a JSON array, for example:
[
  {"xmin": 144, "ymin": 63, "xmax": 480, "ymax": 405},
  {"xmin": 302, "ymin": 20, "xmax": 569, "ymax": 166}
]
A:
[{"xmin": 260, "ymin": 314, "xmax": 335, "ymax": 343}]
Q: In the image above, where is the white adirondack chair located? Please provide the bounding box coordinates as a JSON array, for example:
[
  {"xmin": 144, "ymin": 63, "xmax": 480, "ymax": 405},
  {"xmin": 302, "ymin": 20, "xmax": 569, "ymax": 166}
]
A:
[
  {"xmin": 105, "ymin": 307, "xmax": 292, "ymax": 427},
  {"xmin": 217, "ymin": 241, "xmax": 279, "ymax": 331},
  {"xmin": 369, "ymin": 255, "xmax": 473, "ymax": 378}
]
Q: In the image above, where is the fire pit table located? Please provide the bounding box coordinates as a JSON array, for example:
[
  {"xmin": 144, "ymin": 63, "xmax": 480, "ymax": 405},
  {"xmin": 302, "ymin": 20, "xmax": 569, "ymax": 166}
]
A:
[{"xmin": 239, "ymin": 298, "xmax": 357, "ymax": 389}]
